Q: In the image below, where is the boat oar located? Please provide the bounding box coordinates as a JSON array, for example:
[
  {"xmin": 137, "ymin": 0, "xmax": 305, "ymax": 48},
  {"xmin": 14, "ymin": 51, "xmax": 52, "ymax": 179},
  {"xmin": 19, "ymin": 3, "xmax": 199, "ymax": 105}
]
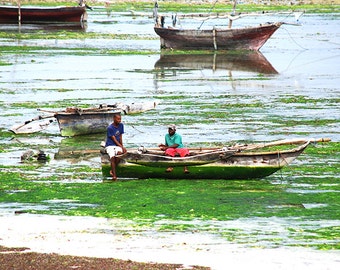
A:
[{"xmin": 10, "ymin": 114, "xmax": 56, "ymax": 134}]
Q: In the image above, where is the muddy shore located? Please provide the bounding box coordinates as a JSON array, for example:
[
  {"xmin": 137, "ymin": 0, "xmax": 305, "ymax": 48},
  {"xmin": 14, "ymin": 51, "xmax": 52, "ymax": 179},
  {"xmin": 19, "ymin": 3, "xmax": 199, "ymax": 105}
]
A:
[{"xmin": 0, "ymin": 246, "xmax": 209, "ymax": 270}]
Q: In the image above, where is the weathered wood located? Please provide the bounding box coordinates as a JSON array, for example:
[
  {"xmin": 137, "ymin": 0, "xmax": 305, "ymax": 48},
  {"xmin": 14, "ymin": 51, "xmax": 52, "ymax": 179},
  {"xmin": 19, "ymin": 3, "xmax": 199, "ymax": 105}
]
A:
[
  {"xmin": 101, "ymin": 141, "xmax": 310, "ymax": 180},
  {"xmin": 0, "ymin": 5, "xmax": 87, "ymax": 23},
  {"xmin": 232, "ymin": 138, "xmax": 331, "ymax": 151},
  {"xmin": 11, "ymin": 101, "xmax": 158, "ymax": 136},
  {"xmin": 54, "ymin": 101, "xmax": 159, "ymax": 136},
  {"xmin": 154, "ymin": 22, "xmax": 283, "ymax": 51},
  {"xmin": 10, "ymin": 116, "xmax": 55, "ymax": 134}
]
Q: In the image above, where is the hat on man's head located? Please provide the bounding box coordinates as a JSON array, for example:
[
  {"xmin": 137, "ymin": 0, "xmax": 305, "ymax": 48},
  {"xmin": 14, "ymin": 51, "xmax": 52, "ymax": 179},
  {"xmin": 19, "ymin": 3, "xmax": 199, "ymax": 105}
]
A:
[{"xmin": 168, "ymin": 124, "xmax": 176, "ymax": 130}]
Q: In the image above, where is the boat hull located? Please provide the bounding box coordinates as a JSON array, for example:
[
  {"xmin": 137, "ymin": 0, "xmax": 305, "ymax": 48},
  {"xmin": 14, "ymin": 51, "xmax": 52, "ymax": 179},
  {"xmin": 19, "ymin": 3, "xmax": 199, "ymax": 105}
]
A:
[
  {"xmin": 154, "ymin": 22, "xmax": 282, "ymax": 51},
  {"xmin": 0, "ymin": 6, "xmax": 87, "ymax": 23},
  {"xmin": 55, "ymin": 111, "xmax": 116, "ymax": 137},
  {"xmin": 102, "ymin": 162, "xmax": 282, "ymax": 180},
  {"xmin": 101, "ymin": 142, "xmax": 309, "ymax": 180},
  {"xmin": 54, "ymin": 101, "xmax": 158, "ymax": 137}
]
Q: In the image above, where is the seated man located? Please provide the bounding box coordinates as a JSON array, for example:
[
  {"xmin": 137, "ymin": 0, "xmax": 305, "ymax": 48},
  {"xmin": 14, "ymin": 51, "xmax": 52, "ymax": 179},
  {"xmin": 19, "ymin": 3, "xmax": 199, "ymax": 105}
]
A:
[
  {"xmin": 158, "ymin": 124, "xmax": 190, "ymax": 173},
  {"xmin": 105, "ymin": 113, "xmax": 127, "ymax": 180}
]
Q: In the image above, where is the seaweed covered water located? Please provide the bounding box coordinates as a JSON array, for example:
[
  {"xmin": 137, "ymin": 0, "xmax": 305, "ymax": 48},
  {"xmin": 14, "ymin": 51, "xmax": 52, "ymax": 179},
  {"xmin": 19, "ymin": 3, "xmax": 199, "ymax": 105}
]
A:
[{"xmin": 0, "ymin": 9, "xmax": 339, "ymax": 269}]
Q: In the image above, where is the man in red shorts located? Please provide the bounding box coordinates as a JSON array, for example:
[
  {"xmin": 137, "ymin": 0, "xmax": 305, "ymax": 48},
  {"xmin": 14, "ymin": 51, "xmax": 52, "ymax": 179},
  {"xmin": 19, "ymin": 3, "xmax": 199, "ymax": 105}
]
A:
[{"xmin": 158, "ymin": 124, "xmax": 190, "ymax": 173}]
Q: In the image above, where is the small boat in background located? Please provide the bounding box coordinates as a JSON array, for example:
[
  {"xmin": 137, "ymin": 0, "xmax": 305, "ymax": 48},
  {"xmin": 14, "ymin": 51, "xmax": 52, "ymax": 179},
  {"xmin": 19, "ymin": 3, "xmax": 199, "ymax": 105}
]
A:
[
  {"xmin": 154, "ymin": 22, "xmax": 283, "ymax": 51},
  {"xmin": 0, "ymin": 5, "xmax": 87, "ymax": 23},
  {"xmin": 101, "ymin": 138, "xmax": 329, "ymax": 180},
  {"xmin": 153, "ymin": 1, "xmax": 286, "ymax": 51},
  {"xmin": 10, "ymin": 101, "xmax": 159, "ymax": 137}
]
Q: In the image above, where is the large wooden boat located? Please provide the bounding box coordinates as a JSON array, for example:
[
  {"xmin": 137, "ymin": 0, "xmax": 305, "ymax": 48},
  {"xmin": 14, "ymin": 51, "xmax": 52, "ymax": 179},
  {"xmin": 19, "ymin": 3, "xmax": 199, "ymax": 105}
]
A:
[
  {"xmin": 154, "ymin": 22, "xmax": 282, "ymax": 51},
  {"xmin": 10, "ymin": 101, "xmax": 158, "ymax": 136},
  {"xmin": 0, "ymin": 5, "xmax": 87, "ymax": 23},
  {"xmin": 153, "ymin": 0, "xmax": 284, "ymax": 51},
  {"xmin": 101, "ymin": 139, "xmax": 321, "ymax": 180}
]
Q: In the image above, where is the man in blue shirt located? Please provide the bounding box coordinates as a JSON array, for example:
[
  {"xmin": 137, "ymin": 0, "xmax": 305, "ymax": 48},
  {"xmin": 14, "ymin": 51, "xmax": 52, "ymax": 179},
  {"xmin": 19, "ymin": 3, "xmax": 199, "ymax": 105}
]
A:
[
  {"xmin": 159, "ymin": 124, "xmax": 190, "ymax": 173},
  {"xmin": 105, "ymin": 113, "xmax": 126, "ymax": 180}
]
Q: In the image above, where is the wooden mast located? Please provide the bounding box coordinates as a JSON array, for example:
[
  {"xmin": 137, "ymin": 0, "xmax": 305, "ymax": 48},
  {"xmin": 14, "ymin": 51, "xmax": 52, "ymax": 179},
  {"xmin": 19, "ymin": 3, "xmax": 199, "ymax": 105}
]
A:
[
  {"xmin": 17, "ymin": 0, "xmax": 21, "ymax": 24},
  {"xmin": 229, "ymin": 0, "xmax": 238, "ymax": 29}
]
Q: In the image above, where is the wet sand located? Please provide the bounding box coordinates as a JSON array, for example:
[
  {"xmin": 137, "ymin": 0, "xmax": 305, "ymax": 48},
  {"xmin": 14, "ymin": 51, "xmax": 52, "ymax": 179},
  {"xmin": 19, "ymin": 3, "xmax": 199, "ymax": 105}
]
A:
[
  {"xmin": 0, "ymin": 246, "xmax": 208, "ymax": 270},
  {"xmin": 1, "ymin": 214, "xmax": 340, "ymax": 270}
]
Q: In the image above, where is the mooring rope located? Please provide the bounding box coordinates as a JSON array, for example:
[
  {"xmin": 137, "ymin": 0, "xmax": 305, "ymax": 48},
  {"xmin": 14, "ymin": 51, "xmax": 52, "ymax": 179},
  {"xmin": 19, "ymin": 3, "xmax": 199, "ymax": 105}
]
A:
[{"xmin": 282, "ymin": 26, "xmax": 308, "ymax": 50}]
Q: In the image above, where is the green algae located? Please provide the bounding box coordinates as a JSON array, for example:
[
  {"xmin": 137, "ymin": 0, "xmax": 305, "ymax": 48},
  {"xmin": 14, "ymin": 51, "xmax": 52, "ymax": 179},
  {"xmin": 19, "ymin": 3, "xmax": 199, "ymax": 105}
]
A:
[
  {"xmin": 0, "ymin": 142, "xmax": 339, "ymax": 249},
  {"xmin": 0, "ymin": 45, "xmax": 157, "ymax": 56},
  {"xmin": 0, "ymin": 32, "xmax": 155, "ymax": 41}
]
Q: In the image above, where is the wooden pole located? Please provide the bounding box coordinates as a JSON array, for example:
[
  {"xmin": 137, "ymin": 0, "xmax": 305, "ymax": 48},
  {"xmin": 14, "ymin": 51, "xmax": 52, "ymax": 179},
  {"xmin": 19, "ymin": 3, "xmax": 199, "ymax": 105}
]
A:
[
  {"xmin": 17, "ymin": 0, "xmax": 21, "ymax": 24},
  {"xmin": 229, "ymin": 0, "xmax": 238, "ymax": 29}
]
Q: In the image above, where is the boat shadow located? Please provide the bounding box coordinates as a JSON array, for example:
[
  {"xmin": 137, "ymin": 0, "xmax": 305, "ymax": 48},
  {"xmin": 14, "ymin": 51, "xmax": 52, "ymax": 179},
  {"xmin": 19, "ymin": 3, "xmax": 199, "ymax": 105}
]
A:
[{"xmin": 154, "ymin": 51, "xmax": 278, "ymax": 75}]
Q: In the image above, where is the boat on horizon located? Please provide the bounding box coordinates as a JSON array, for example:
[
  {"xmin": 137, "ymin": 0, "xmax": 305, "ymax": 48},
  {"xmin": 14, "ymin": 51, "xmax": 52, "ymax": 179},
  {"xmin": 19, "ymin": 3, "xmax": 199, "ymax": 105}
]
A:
[{"xmin": 0, "ymin": 5, "xmax": 87, "ymax": 24}]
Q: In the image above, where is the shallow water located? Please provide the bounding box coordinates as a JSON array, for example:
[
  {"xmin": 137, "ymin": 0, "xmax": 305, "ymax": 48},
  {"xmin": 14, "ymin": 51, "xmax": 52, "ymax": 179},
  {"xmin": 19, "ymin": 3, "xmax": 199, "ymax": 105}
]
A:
[
  {"xmin": 0, "ymin": 10, "xmax": 339, "ymax": 269},
  {"xmin": 0, "ymin": 13, "xmax": 339, "ymax": 146}
]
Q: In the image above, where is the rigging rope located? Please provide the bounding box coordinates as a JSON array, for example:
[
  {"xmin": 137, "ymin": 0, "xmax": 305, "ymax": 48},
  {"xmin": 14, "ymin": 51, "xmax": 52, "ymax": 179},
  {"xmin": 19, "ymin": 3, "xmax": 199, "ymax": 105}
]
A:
[{"xmin": 198, "ymin": 0, "xmax": 219, "ymax": 29}]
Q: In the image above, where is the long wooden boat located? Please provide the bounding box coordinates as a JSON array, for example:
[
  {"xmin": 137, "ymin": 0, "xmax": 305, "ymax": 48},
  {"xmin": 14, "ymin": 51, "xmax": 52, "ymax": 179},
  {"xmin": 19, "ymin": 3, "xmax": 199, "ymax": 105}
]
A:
[
  {"xmin": 154, "ymin": 22, "xmax": 282, "ymax": 51},
  {"xmin": 0, "ymin": 5, "xmax": 87, "ymax": 23},
  {"xmin": 101, "ymin": 139, "xmax": 316, "ymax": 180},
  {"xmin": 10, "ymin": 101, "xmax": 159, "ymax": 136},
  {"xmin": 154, "ymin": 51, "xmax": 278, "ymax": 74}
]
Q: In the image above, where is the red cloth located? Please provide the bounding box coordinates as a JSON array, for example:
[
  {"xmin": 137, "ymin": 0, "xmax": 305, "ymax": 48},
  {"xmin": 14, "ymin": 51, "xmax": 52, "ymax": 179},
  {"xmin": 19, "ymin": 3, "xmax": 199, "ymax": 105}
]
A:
[{"xmin": 165, "ymin": 148, "xmax": 189, "ymax": 157}]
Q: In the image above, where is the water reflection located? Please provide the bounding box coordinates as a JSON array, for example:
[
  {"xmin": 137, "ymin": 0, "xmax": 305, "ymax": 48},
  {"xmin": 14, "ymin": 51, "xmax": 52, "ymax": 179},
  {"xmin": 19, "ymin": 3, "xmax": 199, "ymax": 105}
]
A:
[
  {"xmin": 0, "ymin": 22, "xmax": 87, "ymax": 32},
  {"xmin": 54, "ymin": 135, "xmax": 103, "ymax": 162},
  {"xmin": 154, "ymin": 51, "xmax": 278, "ymax": 75}
]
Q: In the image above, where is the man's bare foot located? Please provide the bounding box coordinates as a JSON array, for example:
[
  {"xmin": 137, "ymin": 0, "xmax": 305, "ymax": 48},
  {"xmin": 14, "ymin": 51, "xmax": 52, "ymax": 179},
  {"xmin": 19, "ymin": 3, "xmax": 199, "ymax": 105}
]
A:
[
  {"xmin": 110, "ymin": 170, "xmax": 117, "ymax": 180},
  {"xmin": 166, "ymin": 167, "xmax": 173, "ymax": 172}
]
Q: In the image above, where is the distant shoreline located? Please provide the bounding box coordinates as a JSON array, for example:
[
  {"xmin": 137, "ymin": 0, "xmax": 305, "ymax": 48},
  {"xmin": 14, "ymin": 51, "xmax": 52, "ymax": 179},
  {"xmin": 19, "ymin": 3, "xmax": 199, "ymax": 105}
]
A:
[
  {"xmin": 4, "ymin": 0, "xmax": 339, "ymax": 7},
  {"xmin": 2, "ymin": 0, "xmax": 338, "ymax": 14}
]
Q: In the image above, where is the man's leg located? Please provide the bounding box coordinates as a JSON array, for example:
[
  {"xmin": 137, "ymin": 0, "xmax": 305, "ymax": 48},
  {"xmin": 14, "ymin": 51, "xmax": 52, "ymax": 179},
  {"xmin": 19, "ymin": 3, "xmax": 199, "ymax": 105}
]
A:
[
  {"xmin": 165, "ymin": 148, "xmax": 176, "ymax": 157},
  {"xmin": 176, "ymin": 148, "xmax": 190, "ymax": 173},
  {"xmin": 107, "ymin": 146, "xmax": 123, "ymax": 180},
  {"xmin": 110, "ymin": 157, "xmax": 117, "ymax": 180},
  {"xmin": 164, "ymin": 148, "xmax": 176, "ymax": 172}
]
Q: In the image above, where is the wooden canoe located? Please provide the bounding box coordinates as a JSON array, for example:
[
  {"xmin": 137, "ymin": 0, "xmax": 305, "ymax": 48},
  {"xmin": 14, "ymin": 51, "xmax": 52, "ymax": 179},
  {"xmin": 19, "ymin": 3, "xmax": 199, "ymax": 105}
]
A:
[
  {"xmin": 0, "ymin": 5, "xmax": 87, "ymax": 23},
  {"xmin": 10, "ymin": 101, "xmax": 158, "ymax": 136},
  {"xmin": 101, "ymin": 140, "xmax": 310, "ymax": 180},
  {"xmin": 54, "ymin": 101, "xmax": 159, "ymax": 137},
  {"xmin": 10, "ymin": 118, "xmax": 55, "ymax": 134},
  {"xmin": 154, "ymin": 22, "xmax": 282, "ymax": 51}
]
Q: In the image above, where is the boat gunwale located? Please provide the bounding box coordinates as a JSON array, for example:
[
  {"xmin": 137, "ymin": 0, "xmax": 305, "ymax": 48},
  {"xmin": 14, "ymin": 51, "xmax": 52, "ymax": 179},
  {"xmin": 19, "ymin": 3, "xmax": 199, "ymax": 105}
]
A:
[
  {"xmin": 154, "ymin": 22, "xmax": 283, "ymax": 34},
  {"xmin": 112, "ymin": 141, "xmax": 310, "ymax": 161},
  {"xmin": 0, "ymin": 5, "xmax": 85, "ymax": 11},
  {"xmin": 55, "ymin": 110, "xmax": 118, "ymax": 116}
]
